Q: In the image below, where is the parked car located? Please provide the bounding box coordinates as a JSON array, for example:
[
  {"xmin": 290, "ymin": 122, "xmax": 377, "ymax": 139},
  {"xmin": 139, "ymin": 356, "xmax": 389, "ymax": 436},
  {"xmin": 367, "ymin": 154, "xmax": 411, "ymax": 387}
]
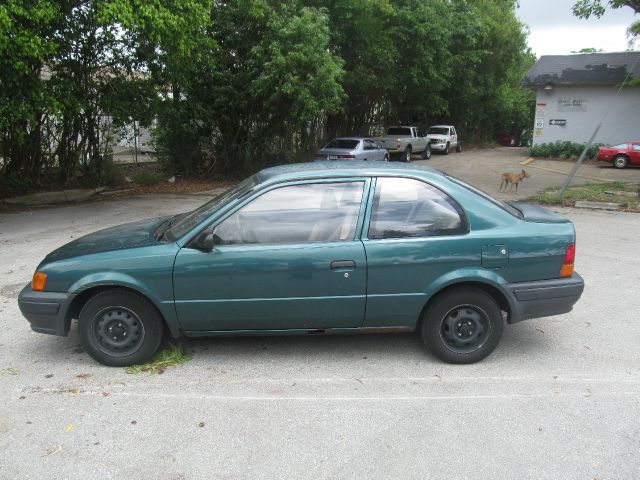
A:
[
  {"xmin": 374, "ymin": 126, "xmax": 431, "ymax": 162},
  {"xmin": 597, "ymin": 141, "xmax": 640, "ymax": 168},
  {"xmin": 316, "ymin": 137, "xmax": 388, "ymax": 162},
  {"xmin": 426, "ymin": 125, "xmax": 462, "ymax": 154},
  {"xmin": 18, "ymin": 162, "xmax": 584, "ymax": 366}
]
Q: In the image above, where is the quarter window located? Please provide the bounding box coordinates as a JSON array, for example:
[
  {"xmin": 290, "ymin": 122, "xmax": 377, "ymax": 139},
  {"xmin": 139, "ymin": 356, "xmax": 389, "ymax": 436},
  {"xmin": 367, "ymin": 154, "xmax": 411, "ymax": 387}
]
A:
[
  {"xmin": 368, "ymin": 178, "xmax": 466, "ymax": 239},
  {"xmin": 214, "ymin": 182, "xmax": 364, "ymax": 245}
]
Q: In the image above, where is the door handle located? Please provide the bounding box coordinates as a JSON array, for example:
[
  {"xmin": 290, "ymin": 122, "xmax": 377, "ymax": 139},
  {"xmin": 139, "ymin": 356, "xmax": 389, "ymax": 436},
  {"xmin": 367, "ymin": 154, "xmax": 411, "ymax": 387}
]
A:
[{"xmin": 330, "ymin": 260, "xmax": 356, "ymax": 269}]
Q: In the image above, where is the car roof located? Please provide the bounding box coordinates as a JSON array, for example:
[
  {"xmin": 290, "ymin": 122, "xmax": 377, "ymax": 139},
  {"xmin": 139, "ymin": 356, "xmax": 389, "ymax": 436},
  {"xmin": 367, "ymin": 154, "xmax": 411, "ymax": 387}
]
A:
[
  {"xmin": 328, "ymin": 137, "xmax": 367, "ymax": 141},
  {"xmin": 257, "ymin": 161, "xmax": 444, "ymax": 184}
]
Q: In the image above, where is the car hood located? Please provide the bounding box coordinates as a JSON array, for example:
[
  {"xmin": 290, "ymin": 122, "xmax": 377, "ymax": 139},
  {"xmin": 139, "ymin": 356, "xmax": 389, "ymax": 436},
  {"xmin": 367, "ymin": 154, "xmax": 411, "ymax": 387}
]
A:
[
  {"xmin": 42, "ymin": 216, "xmax": 171, "ymax": 264},
  {"xmin": 426, "ymin": 134, "xmax": 448, "ymax": 140}
]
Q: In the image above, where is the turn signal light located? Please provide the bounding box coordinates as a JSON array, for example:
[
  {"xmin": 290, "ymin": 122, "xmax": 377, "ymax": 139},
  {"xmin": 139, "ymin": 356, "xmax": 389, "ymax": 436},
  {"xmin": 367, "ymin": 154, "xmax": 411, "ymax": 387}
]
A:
[
  {"xmin": 32, "ymin": 272, "xmax": 47, "ymax": 291},
  {"xmin": 560, "ymin": 244, "xmax": 575, "ymax": 278}
]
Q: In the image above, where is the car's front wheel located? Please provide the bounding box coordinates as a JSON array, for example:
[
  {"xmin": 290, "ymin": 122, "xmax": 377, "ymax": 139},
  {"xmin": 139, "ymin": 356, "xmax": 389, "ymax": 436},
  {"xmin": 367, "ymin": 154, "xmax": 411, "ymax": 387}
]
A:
[
  {"xmin": 444, "ymin": 142, "xmax": 450, "ymax": 155},
  {"xmin": 420, "ymin": 287, "xmax": 503, "ymax": 364},
  {"xmin": 79, "ymin": 289, "xmax": 164, "ymax": 367},
  {"xmin": 613, "ymin": 154, "xmax": 629, "ymax": 169}
]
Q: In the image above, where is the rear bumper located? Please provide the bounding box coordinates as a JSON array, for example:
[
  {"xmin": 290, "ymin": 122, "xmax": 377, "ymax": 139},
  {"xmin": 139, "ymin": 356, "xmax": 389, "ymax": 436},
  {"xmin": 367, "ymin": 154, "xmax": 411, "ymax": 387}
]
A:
[
  {"xmin": 503, "ymin": 273, "xmax": 584, "ymax": 323},
  {"xmin": 18, "ymin": 284, "xmax": 75, "ymax": 336}
]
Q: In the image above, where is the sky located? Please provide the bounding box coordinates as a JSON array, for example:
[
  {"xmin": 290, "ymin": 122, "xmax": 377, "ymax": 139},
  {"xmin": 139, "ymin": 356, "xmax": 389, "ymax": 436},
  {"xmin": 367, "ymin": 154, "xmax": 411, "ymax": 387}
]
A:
[{"xmin": 516, "ymin": 0, "xmax": 637, "ymax": 56}]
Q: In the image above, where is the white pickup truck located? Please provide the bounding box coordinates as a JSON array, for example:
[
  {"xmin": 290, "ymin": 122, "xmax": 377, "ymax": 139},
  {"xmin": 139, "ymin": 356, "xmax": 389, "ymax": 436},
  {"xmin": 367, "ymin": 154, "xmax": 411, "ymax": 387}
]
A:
[
  {"xmin": 375, "ymin": 126, "xmax": 431, "ymax": 162},
  {"xmin": 425, "ymin": 125, "xmax": 462, "ymax": 155}
]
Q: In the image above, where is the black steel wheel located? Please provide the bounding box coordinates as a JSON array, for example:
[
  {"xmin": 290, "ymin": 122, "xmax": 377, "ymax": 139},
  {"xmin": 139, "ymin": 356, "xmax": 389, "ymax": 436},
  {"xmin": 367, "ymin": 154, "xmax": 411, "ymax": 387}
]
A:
[
  {"xmin": 613, "ymin": 154, "xmax": 628, "ymax": 169},
  {"xmin": 79, "ymin": 289, "xmax": 164, "ymax": 367},
  {"xmin": 421, "ymin": 287, "xmax": 503, "ymax": 364}
]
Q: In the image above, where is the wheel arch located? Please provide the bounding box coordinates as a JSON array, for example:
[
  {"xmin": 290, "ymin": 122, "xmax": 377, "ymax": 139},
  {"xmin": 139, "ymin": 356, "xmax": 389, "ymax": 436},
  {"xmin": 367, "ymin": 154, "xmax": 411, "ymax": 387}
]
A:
[
  {"xmin": 66, "ymin": 284, "xmax": 181, "ymax": 338},
  {"xmin": 417, "ymin": 280, "xmax": 513, "ymax": 329}
]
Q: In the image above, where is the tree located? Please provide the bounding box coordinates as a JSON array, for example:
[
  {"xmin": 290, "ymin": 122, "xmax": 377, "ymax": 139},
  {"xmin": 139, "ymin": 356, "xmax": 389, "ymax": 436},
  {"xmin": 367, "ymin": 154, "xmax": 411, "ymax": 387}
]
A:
[{"xmin": 572, "ymin": 0, "xmax": 640, "ymax": 36}]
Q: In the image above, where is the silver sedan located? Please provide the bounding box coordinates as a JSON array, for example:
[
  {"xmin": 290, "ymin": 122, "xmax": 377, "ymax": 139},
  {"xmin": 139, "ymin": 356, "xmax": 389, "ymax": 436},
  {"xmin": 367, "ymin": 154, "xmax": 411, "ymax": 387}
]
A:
[{"xmin": 315, "ymin": 137, "xmax": 389, "ymax": 162}]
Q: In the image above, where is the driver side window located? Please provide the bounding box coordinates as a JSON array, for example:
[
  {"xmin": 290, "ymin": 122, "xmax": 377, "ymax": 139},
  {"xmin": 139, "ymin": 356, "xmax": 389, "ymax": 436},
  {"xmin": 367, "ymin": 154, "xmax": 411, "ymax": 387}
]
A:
[{"xmin": 213, "ymin": 182, "xmax": 364, "ymax": 245}]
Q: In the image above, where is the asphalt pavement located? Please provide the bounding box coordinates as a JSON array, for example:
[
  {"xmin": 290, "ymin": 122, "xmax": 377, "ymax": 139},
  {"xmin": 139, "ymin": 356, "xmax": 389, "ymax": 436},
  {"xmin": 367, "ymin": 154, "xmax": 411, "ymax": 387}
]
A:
[{"xmin": 1, "ymin": 150, "xmax": 639, "ymax": 479}]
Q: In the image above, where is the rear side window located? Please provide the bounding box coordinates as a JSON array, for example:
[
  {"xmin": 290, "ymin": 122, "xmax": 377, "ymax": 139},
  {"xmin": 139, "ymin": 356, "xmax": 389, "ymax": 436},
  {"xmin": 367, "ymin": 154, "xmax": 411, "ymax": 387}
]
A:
[
  {"xmin": 326, "ymin": 139, "xmax": 360, "ymax": 149},
  {"xmin": 387, "ymin": 127, "xmax": 412, "ymax": 136},
  {"xmin": 368, "ymin": 178, "xmax": 466, "ymax": 239}
]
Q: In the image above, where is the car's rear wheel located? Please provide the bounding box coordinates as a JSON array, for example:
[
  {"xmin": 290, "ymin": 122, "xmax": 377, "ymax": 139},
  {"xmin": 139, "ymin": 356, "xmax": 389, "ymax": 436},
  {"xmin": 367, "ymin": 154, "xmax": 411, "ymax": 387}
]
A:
[
  {"xmin": 404, "ymin": 146, "xmax": 412, "ymax": 162},
  {"xmin": 421, "ymin": 144, "xmax": 432, "ymax": 160},
  {"xmin": 613, "ymin": 154, "xmax": 629, "ymax": 169},
  {"xmin": 420, "ymin": 288, "xmax": 503, "ymax": 364},
  {"xmin": 79, "ymin": 289, "xmax": 164, "ymax": 367}
]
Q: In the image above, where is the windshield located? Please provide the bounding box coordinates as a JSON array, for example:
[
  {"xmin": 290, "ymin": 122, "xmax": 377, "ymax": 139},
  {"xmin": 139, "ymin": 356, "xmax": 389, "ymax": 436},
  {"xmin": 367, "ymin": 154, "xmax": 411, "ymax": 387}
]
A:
[
  {"xmin": 165, "ymin": 175, "xmax": 258, "ymax": 241},
  {"xmin": 428, "ymin": 127, "xmax": 449, "ymax": 135},
  {"xmin": 325, "ymin": 139, "xmax": 360, "ymax": 149},
  {"xmin": 386, "ymin": 127, "xmax": 412, "ymax": 136},
  {"xmin": 445, "ymin": 174, "xmax": 523, "ymax": 218}
]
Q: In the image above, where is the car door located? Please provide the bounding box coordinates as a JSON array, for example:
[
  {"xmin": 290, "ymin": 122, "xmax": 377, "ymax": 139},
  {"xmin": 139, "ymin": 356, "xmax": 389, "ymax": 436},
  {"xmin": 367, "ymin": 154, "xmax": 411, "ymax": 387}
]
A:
[
  {"xmin": 173, "ymin": 179, "xmax": 369, "ymax": 332},
  {"xmin": 361, "ymin": 177, "xmax": 470, "ymax": 328},
  {"xmin": 363, "ymin": 139, "xmax": 381, "ymax": 161},
  {"xmin": 630, "ymin": 143, "xmax": 640, "ymax": 165}
]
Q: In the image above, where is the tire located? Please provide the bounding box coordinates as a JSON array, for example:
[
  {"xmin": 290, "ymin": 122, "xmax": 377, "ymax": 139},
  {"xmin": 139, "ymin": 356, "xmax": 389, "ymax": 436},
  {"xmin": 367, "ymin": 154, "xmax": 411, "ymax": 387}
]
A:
[
  {"xmin": 404, "ymin": 146, "xmax": 412, "ymax": 162},
  {"xmin": 456, "ymin": 142, "xmax": 462, "ymax": 153},
  {"xmin": 421, "ymin": 144, "xmax": 432, "ymax": 160},
  {"xmin": 79, "ymin": 289, "xmax": 164, "ymax": 367},
  {"xmin": 420, "ymin": 287, "xmax": 503, "ymax": 364},
  {"xmin": 444, "ymin": 142, "xmax": 450, "ymax": 155},
  {"xmin": 383, "ymin": 153, "xmax": 389, "ymax": 162},
  {"xmin": 613, "ymin": 154, "xmax": 628, "ymax": 169}
]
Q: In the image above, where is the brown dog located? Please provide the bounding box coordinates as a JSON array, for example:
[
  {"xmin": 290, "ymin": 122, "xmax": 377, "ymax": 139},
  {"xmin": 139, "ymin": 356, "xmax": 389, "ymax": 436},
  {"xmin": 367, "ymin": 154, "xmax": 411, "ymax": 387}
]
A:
[{"xmin": 499, "ymin": 169, "xmax": 530, "ymax": 193}]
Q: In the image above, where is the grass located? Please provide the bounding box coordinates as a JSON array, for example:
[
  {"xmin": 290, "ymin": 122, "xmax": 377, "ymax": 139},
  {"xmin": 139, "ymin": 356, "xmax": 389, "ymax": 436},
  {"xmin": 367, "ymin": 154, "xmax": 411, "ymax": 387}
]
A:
[
  {"xmin": 125, "ymin": 342, "xmax": 192, "ymax": 374},
  {"xmin": 537, "ymin": 181, "xmax": 640, "ymax": 211}
]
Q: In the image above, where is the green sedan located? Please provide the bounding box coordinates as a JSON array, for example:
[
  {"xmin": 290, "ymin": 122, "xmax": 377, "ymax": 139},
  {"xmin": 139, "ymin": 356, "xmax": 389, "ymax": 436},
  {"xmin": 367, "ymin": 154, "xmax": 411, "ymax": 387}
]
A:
[{"xmin": 18, "ymin": 162, "xmax": 584, "ymax": 366}]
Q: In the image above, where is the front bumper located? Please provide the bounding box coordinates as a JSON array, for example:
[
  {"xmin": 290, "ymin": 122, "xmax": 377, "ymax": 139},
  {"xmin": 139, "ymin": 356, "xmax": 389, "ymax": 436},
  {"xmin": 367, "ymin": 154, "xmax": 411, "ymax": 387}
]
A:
[
  {"xmin": 430, "ymin": 142, "xmax": 448, "ymax": 151},
  {"xmin": 18, "ymin": 284, "xmax": 75, "ymax": 336},
  {"xmin": 503, "ymin": 273, "xmax": 584, "ymax": 323}
]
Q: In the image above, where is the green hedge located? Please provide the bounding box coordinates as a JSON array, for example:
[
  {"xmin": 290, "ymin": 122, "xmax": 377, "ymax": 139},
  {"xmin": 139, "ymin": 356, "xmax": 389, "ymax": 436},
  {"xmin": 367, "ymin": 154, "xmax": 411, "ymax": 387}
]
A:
[{"xmin": 530, "ymin": 141, "xmax": 603, "ymax": 160}]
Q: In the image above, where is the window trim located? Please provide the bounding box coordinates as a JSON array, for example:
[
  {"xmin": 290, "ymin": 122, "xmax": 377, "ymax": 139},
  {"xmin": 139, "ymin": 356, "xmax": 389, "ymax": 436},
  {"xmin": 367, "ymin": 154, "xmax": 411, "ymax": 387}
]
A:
[
  {"xmin": 362, "ymin": 176, "xmax": 469, "ymax": 242},
  {"xmin": 187, "ymin": 177, "xmax": 372, "ymax": 249}
]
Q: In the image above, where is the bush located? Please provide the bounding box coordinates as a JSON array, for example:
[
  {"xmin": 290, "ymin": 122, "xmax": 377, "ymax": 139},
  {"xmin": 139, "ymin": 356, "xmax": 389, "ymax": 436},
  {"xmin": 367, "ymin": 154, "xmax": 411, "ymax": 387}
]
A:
[
  {"xmin": 530, "ymin": 141, "xmax": 603, "ymax": 160},
  {"xmin": 133, "ymin": 170, "xmax": 162, "ymax": 186}
]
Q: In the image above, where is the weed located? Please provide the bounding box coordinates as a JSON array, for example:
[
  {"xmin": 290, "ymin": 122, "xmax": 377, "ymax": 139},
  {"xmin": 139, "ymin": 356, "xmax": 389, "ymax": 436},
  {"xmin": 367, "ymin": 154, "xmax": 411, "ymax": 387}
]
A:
[
  {"xmin": 124, "ymin": 343, "xmax": 192, "ymax": 374},
  {"xmin": 537, "ymin": 182, "xmax": 640, "ymax": 210}
]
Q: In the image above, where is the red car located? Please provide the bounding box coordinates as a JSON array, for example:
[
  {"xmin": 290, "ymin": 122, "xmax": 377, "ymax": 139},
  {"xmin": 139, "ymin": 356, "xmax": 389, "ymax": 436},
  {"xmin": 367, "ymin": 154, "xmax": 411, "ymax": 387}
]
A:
[{"xmin": 597, "ymin": 141, "xmax": 640, "ymax": 168}]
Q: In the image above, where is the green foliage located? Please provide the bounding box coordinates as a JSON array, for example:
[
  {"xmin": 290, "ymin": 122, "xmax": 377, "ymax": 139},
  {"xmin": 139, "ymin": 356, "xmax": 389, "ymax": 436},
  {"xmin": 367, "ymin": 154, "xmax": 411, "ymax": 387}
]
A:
[
  {"xmin": 1, "ymin": 0, "xmax": 537, "ymax": 192},
  {"xmin": 538, "ymin": 182, "xmax": 639, "ymax": 210},
  {"xmin": 572, "ymin": 0, "xmax": 640, "ymax": 36},
  {"xmin": 124, "ymin": 342, "xmax": 192, "ymax": 374},
  {"xmin": 133, "ymin": 170, "xmax": 162, "ymax": 186},
  {"xmin": 530, "ymin": 141, "xmax": 603, "ymax": 160}
]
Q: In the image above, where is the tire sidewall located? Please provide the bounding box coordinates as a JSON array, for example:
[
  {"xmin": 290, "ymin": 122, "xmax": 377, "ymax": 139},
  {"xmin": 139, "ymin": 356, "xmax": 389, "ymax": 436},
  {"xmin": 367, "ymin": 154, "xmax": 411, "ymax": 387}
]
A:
[
  {"xmin": 421, "ymin": 288, "xmax": 503, "ymax": 364},
  {"xmin": 79, "ymin": 290, "xmax": 164, "ymax": 367},
  {"xmin": 405, "ymin": 147, "xmax": 412, "ymax": 162},
  {"xmin": 613, "ymin": 155, "xmax": 628, "ymax": 168}
]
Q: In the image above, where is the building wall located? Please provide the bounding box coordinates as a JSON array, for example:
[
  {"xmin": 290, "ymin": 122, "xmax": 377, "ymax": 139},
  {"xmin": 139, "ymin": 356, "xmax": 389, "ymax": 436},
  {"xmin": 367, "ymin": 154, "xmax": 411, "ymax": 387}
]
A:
[{"xmin": 532, "ymin": 85, "xmax": 640, "ymax": 146}]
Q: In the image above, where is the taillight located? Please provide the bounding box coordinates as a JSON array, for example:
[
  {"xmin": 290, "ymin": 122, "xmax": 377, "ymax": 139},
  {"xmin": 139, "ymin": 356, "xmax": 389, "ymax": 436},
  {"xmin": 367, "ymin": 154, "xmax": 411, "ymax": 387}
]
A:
[
  {"xmin": 560, "ymin": 244, "xmax": 575, "ymax": 277},
  {"xmin": 337, "ymin": 154, "xmax": 355, "ymax": 159},
  {"xmin": 32, "ymin": 272, "xmax": 48, "ymax": 291},
  {"xmin": 396, "ymin": 140, "xmax": 401, "ymax": 149}
]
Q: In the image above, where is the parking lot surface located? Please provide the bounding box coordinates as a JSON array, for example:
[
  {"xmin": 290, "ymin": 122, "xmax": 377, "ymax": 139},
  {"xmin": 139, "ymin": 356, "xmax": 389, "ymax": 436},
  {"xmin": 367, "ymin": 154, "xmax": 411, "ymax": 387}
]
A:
[{"xmin": 1, "ymin": 153, "xmax": 639, "ymax": 479}]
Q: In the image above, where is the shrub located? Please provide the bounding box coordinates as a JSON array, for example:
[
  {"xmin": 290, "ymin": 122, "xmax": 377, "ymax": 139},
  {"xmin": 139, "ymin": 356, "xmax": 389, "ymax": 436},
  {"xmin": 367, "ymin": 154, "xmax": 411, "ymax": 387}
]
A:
[
  {"xmin": 134, "ymin": 170, "xmax": 162, "ymax": 186},
  {"xmin": 530, "ymin": 141, "xmax": 603, "ymax": 160}
]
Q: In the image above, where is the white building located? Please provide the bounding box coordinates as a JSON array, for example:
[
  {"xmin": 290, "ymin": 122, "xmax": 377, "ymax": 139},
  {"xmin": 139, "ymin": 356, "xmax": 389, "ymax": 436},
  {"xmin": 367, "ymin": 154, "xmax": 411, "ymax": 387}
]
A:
[{"xmin": 523, "ymin": 52, "xmax": 640, "ymax": 146}]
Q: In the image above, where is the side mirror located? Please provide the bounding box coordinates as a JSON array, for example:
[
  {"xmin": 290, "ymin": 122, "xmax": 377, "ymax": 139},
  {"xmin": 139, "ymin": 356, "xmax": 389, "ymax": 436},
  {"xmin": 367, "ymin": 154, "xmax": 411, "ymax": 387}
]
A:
[{"xmin": 190, "ymin": 228, "xmax": 219, "ymax": 252}]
